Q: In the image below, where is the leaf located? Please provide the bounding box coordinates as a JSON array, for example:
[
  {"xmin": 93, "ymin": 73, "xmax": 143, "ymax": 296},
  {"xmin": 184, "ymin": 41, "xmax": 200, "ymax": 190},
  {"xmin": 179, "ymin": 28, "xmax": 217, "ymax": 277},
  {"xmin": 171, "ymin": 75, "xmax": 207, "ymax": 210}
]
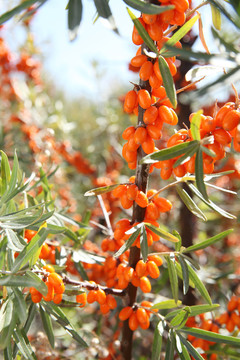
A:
[
  {"xmin": 173, "ymin": 230, "xmax": 181, "ymax": 252},
  {"xmin": 94, "ymin": 0, "xmax": 118, "ymax": 33},
  {"xmin": 151, "ymin": 299, "xmax": 182, "ymax": 310},
  {"xmin": 176, "ymin": 185, "xmax": 207, "ymax": 221},
  {"xmin": 0, "ymin": 0, "xmax": 40, "ymax": 25},
  {"xmin": 113, "ymin": 226, "xmax": 141, "ymax": 258},
  {"xmin": 187, "ymin": 264, "xmax": 212, "ymax": 305},
  {"xmin": 173, "ymin": 143, "xmax": 199, "ymax": 168},
  {"xmin": 0, "ymin": 273, "xmax": 48, "ymax": 296},
  {"xmin": 165, "ymin": 333, "xmax": 175, "ymax": 360},
  {"xmin": 127, "ymin": 8, "xmax": 158, "ymax": 53},
  {"xmin": 84, "ymin": 184, "xmax": 120, "ymax": 196},
  {"xmin": 40, "ymin": 305, "xmax": 55, "ymax": 348},
  {"xmin": 12, "ymin": 288, "xmax": 27, "ymax": 328},
  {"xmin": 198, "ymin": 13, "xmax": 210, "ymax": 54},
  {"xmin": 182, "ymin": 229, "xmax": 233, "ymax": 253},
  {"xmin": 177, "ymin": 334, "xmax": 206, "ymax": 360},
  {"xmin": 200, "ymin": 145, "xmax": 216, "ymax": 158},
  {"xmin": 5, "ymin": 229, "xmax": 26, "ymax": 251},
  {"xmin": 0, "ymin": 151, "xmax": 11, "ymax": 195},
  {"xmin": 177, "ymin": 343, "xmax": 191, "ymax": 360},
  {"xmin": 151, "ymin": 321, "xmax": 163, "ymax": 360},
  {"xmin": 166, "ymin": 255, "xmax": 178, "ymax": 304},
  {"xmin": 205, "ymin": 182, "xmax": 236, "ymax": 194},
  {"xmin": 190, "ymin": 110, "xmax": 203, "ymax": 141},
  {"xmin": 145, "ymin": 223, "xmax": 179, "ymax": 243},
  {"xmin": 25, "ymin": 271, "xmax": 48, "ymax": 296},
  {"xmin": 43, "ymin": 302, "xmax": 88, "ymax": 348},
  {"xmin": 141, "ymin": 141, "xmax": 199, "ymax": 164},
  {"xmin": 123, "ymin": 0, "xmax": 174, "ymax": 14},
  {"xmin": 175, "ymin": 262, "xmax": 195, "ymax": 289},
  {"xmin": 187, "ymin": 183, "xmax": 236, "ymax": 219},
  {"xmin": 180, "ymin": 327, "xmax": 240, "ymax": 346},
  {"xmin": 180, "ymin": 254, "xmax": 200, "ymax": 270},
  {"xmin": 140, "ymin": 225, "xmax": 148, "ymax": 262},
  {"xmin": 72, "ymin": 249, "xmax": 105, "ymax": 265},
  {"xmin": 165, "ymin": 304, "xmax": 220, "ymax": 320},
  {"xmin": 13, "ymin": 328, "xmax": 37, "ymax": 360},
  {"xmin": 178, "ymin": 255, "xmax": 189, "ymax": 295},
  {"xmin": 158, "ymin": 56, "xmax": 177, "ymax": 108},
  {"xmin": 68, "ymin": 0, "xmax": 83, "ymax": 41},
  {"xmin": 0, "ymin": 300, "xmax": 17, "ymax": 350},
  {"xmin": 170, "ymin": 307, "xmax": 190, "ymax": 328},
  {"xmin": 195, "ymin": 148, "xmax": 208, "ymax": 200},
  {"xmin": 185, "ymin": 66, "xmax": 223, "ymax": 82},
  {"xmin": 160, "ymin": 14, "xmax": 200, "ymax": 54},
  {"xmin": 208, "ymin": 0, "xmax": 240, "ymax": 29},
  {"xmin": 211, "ymin": 5, "xmax": 221, "ymax": 30}
]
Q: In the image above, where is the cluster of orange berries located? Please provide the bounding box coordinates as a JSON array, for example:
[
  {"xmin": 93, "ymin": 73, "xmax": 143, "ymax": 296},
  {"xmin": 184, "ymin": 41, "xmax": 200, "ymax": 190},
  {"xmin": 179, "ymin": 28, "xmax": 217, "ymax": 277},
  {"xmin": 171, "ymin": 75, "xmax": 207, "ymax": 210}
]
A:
[
  {"xmin": 119, "ymin": 301, "xmax": 156, "ymax": 331},
  {"xmin": 30, "ymin": 265, "xmax": 65, "ymax": 304},
  {"xmin": 217, "ymin": 295, "xmax": 240, "ymax": 332},
  {"xmin": 75, "ymin": 287, "xmax": 117, "ymax": 315}
]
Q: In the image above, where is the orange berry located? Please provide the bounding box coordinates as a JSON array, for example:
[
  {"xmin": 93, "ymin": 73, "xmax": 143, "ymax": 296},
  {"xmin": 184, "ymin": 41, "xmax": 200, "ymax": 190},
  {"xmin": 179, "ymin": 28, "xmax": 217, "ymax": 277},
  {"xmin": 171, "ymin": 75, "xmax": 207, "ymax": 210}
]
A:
[
  {"xmin": 39, "ymin": 243, "xmax": 50, "ymax": 260},
  {"xmin": 136, "ymin": 260, "xmax": 147, "ymax": 278},
  {"xmin": 217, "ymin": 312, "xmax": 229, "ymax": 325},
  {"xmin": 154, "ymin": 197, "xmax": 172, "ymax": 212},
  {"xmin": 141, "ymin": 135, "xmax": 155, "ymax": 154},
  {"xmin": 112, "ymin": 184, "xmax": 127, "ymax": 198},
  {"xmin": 173, "ymin": 164, "xmax": 186, "ymax": 178},
  {"xmin": 231, "ymin": 312, "xmax": 240, "ymax": 327},
  {"xmin": 228, "ymin": 296, "xmax": 238, "ymax": 311},
  {"xmin": 149, "ymin": 72, "xmax": 162, "ymax": 89},
  {"xmin": 159, "ymin": 105, "xmax": 178, "ymax": 125},
  {"xmin": 135, "ymin": 191, "xmax": 148, "ymax": 208},
  {"xmin": 139, "ymin": 316, "xmax": 150, "ymax": 329},
  {"xmin": 124, "ymin": 90, "xmax": 138, "ymax": 110},
  {"xmin": 147, "ymin": 21, "xmax": 163, "ymax": 41},
  {"xmin": 118, "ymin": 275, "xmax": 129, "ymax": 289},
  {"xmin": 147, "ymin": 261, "xmax": 160, "ymax": 279},
  {"xmin": 128, "ymin": 134, "xmax": 140, "ymax": 151},
  {"xmin": 129, "ymin": 312, "xmax": 139, "ymax": 331},
  {"xmin": 24, "ymin": 229, "xmax": 37, "ymax": 242},
  {"xmin": 132, "ymin": 18, "xmax": 146, "ymax": 45},
  {"xmin": 48, "ymin": 272, "xmax": 63, "ymax": 288},
  {"xmin": 222, "ymin": 109, "xmax": 240, "ymax": 131},
  {"xmin": 138, "ymin": 89, "xmax": 151, "ymax": 109},
  {"xmin": 136, "ymin": 308, "xmax": 149, "ymax": 324},
  {"xmin": 131, "ymin": 54, "xmax": 147, "ymax": 67},
  {"xmin": 171, "ymin": 0, "xmax": 189, "ymax": 12},
  {"xmin": 106, "ymin": 294, "xmax": 117, "ymax": 310},
  {"xmin": 148, "ymin": 255, "xmax": 163, "ymax": 267},
  {"xmin": 226, "ymin": 318, "xmax": 235, "ymax": 332},
  {"xmin": 53, "ymin": 293, "xmax": 63, "ymax": 304},
  {"xmin": 201, "ymin": 116, "xmax": 216, "ymax": 133},
  {"xmin": 42, "ymin": 282, "xmax": 54, "ymax": 302},
  {"xmin": 215, "ymin": 103, "xmax": 234, "ymax": 127},
  {"xmin": 153, "ymin": 60, "xmax": 162, "ymax": 81},
  {"xmin": 119, "ymin": 306, "xmax": 133, "ymax": 321},
  {"xmin": 126, "ymin": 184, "xmax": 138, "ymax": 201},
  {"xmin": 96, "ymin": 289, "xmax": 107, "ymax": 305},
  {"xmin": 100, "ymin": 303, "xmax": 110, "ymax": 314},
  {"xmin": 131, "ymin": 271, "xmax": 141, "ymax": 287},
  {"xmin": 31, "ymin": 292, "xmax": 42, "ymax": 303},
  {"xmin": 140, "ymin": 276, "xmax": 151, "ymax": 293},
  {"xmin": 87, "ymin": 290, "xmax": 98, "ymax": 304},
  {"xmin": 43, "ymin": 264, "xmax": 55, "ymax": 273},
  {"xmin": 139, "ymin": 61, "xmax": 153, "ymax": 81},
  {"xmin": 124, "ymin": 266, "xmax": 134, "ymax": 282},
  {"xmin": 142, "ymin": 13, "xmax": 157, "ymax": 25},
  {"xmin": 213, "ymin": 128, "xmax": 232, "ymax": 145},
  {"xmin": 122, "ymin": 143, "xmax": 137, "ymax": 163},
  {"xmin": 152, "ymin": 86, "xmax": 166, "ymax": 98},
  {"xmin": 122, "ymin": 126, "xmax": 135, "ymax": 140},
  {"xmin": 134, "ymin": 126, "xmax": 148, "ymax": 144},
  {"xmin": 120, "ymin": 192, "xmax": 133, "ymax": 209},
  {"xmin": 76, "ymin": 292, "xmax": 87, "ymax": 307},
  {"xmin": 54, "ymin": 283, "xmax": 65, "ymax": 294},
  {"xmin": 143, "ymin": 106, "xmax": 158, "ymax": 125},
  {"xmin": 145, "ymin": 202, "xmax": 159, "ymax": 221}
]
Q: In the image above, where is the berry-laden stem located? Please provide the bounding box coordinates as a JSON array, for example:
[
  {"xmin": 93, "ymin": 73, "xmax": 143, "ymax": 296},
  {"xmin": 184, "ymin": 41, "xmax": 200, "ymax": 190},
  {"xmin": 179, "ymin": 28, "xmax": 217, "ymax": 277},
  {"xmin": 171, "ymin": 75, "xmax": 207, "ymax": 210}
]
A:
[{"xmin": 120, "ymin": 51, "xmax": 151, "ymax": 360}]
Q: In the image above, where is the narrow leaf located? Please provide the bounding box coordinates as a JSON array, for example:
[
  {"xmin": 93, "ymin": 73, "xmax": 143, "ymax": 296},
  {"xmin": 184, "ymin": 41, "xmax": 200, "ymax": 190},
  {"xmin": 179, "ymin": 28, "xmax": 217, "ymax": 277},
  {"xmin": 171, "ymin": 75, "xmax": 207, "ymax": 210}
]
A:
[
  {"xmin": 0, "ymin": 151, "xmax": 11, "ymax": 195},
  {"xmin": 211, "ymin": 4, "xmax": 221, "ymax": 30},
  {"xmin": 195, "ymin": 148, "xmax": 208, "ymax": 200},
  {"xmin": 145, "ymin": 223, "xmax": 179, "ymax": 243},
  {"xmin": 208, "ymin": 0, "xmax": 240, "ymax": 29},
  {"xmin": 190, "ymin": 110, "xmax": 203, "ymax": 141},
  {"xmin": 176, "ymin": 185, "xmax": 207, "ymax": 221},
  {"xmin": 178, "ymin": 255, "xmax": 189, "ymax": 295},
  {"xmin": 68, "ymin": 0, "xmax": 83, "ymax": 41},
  {"xmin": 181, "ymin": 326, "xmax": 240, "ymax": 346},
  {"xmin": 12, "ymin": 288, "xmax": 27, "ymax": 328},
  {"xmin": 5, "ymin": 229, "xmax": 26, "ymax": 251},
  {"xmin": 114, "ymin": 227, "xmax": 141, "ymax": 258},
  {"xmin": 166, "ymin": 255, "xmax": 178, "ymax": 304},
  {"xmin": 151, "ymin": 321, "xmax": 163, "ymax": 360},
  {"xmin": 123, "ymin": 0, "xmax": 174, "ymax": 14},
  {"xmin": 40, "ymin": 305, "xmax": 55, "ymax": 348},
  {"xmin": 173, "ymin": 143, "xmax": 199, "ymax": 168},
  {"xmin": 187, "ymin": 264, "xmax": 212, "ymax": 305},
  {"xmin": 165, "ymin": 334, "xmax": 175, "ymax": 360},
  {"xmin": 175, "ymin": 262, "xmax": 195, "ymax": 289},
  {"xmin": 140, "ymin": 226, "xmax": 148, "ymax": 262},
  {"xmin": 165, "ymin": 304, "xmax": 220, "ymax": 320},
  {"xmin": 170, "ymin": 307, "xmax": 191, "ymax": 328},
  {"xmin": 13, "ymin": 328, "xmax": 37, "ymax": 360},
  {"xmin": 84, "ymin": 184, "xmax": 120, "ymax": 196},
  {"xmin": 158, "ymin": 55, "xmax": 177, "ymax": 108},
  {"xmin": 151, "ymin": 299, "xmax": 182, "ymax": 310},
  {"xmin": 0, "ymin": 0, "xmax": 40, "ymax": 25},
  {"xmin": 177, "ymin": 334, "xmax": 205, "ymax": 360}
]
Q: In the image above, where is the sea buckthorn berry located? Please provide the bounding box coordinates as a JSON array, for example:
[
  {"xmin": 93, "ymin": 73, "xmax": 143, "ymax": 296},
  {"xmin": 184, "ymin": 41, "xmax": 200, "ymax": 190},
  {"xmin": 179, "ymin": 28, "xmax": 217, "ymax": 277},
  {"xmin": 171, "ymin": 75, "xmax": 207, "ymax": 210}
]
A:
[
  {"xmin": 141, "ymin": 135, "xmax": 155, "ymax": 154},
  {"xmin": 126, "ymin": 183, "xmax": 138, "ymax": 201},
  {"xmin": 142, "ymin": 13, "xmax": 157, "ymax": 25},
  {"xmin": 201, "ymin": 116, "xmax": 216, "ymax": 133},
  {"xmin": 138, "ymin": 89, "xmax": 151, "ymax": 109},
  {"xmin": 120, "ymin": 192, "xmax": 133, "ymax": 209},
  {"xmin": 147, "ymin": 124, "xmax": 162, "ymax": 140},
  {"xmin": 124, "ymin": 266, "xmax": 134, "ymax": 282},
  {"xmin": 185, "ymin": 156, "xmax": 195, "ymax": 174},
  {"xmin": 87, "ymin": 290, "xmax": 98, "ymax": 304},
  {"xmin": 100, "ymin": 303, "xmax": 110, "ymax": 314},
  {"xmin": 159, "ymin": 105, "xmax": 178, "ymax": 125},
  {"xmin": 134, "ymin": 127, "xmax": 147, "ymax": 144},
  {"xmin": 213, "ymin": 128, "xmax": 232, "ymax": 145},
  {"xmin": 139, "ymin": 316, "xmax": 150, "ymax": 330},
  {"xmin": 31, "ymin": 292, "xmax": 42, "ymax": 303},
  {"xmin": 96, "ymin": 289, "xmax": 107, "ymax": 305},
  {"xmin": 39, "ymin": 243, "xmax": 50, "ymax": 260},
  {"xmin": 154, "ymin": 197, "xmax": 172, "ymax": 212},
  {"xmin": 122, "ymin": 126, "xmax": 135, "ymax": 140},
  {"xmin": 43, "ymin": 264, "xmax": 55, "ymax": 273},
  {"xmin": 136, "ymin": 308, "xmax": 149, "ymax": 324},
  {"xmin": 118, "ymin": 275, "xmax": 129, "ymax": 289},
  {"xmin": 228, "ymin": 296, "xmax": 238, "ymax": 311},
  {"xmin": 129, "ymin": 312, "xmax": 139, "ymax": 331},
  {"xmin": 147, "ymin": 21, "xmax": 163, "ymax": 41},
  {"xmin": 128, "ymin": 134, "xmax": 140, "ymax": 151},
  {"xmin": 149, "ymin": 73, "xmax": 162, "ymax": 89},
  {"xmin": 147, "ymin": 260, "xmax": 160, "ymax": 279},
  {"xmin": 207, "ymin": 142, "xmax": 225, "ymax": 161},
  {"xmin": 76, "ymin": 292, "xmax": 87, "ymax": 307},
  {"xmin": 217, "ymin": 312, "xmax": 229, "ymax": 325},
  {"xmin": 136, "ymin": 260, "xmax": 147, "ymax": 278},
  {"xmin": 131, "ymin": 54, "xmax": 147, "ymax": 68},
  {"xmin": 48, "ymin": 272, "xmax": 63, "ymax": 288},
  {"xmin": 143, "ymin": 106, "xmax": 158, "ymax": 125},
  {"xmin": 132, "ymin": 18, "xmax": 146, "ymax": 45},
  {"xmin": 135, "ymin": 191, "xmax": 148, "ymax": 208},
  {"xmin": 141, "ymin": 300, "xmax": 157, "ymax": 313},
  {"xmin": 53, "ymin": 293, "xmax": 63, "ymax": 304},
  {"xmin": 171, "ymin": 0, "xmax": 189, "ymax": 13},
  {"xmin": 131, "ymin": 271, "xmax": 141, "ymax": 287},
  {"xmin": 106, "ymin": 294, "xmax": 117, "ymax": 310},
  {"xmin": 54, "ymin": 283, "xmax": 65, "ymax": 294},
  {"xmin": 222, "ymin": 109, "xmax": 240, "ymax": 131},
  {"xmin": 215, "ymin": 103, "xmax": 234, "ymax": 127},
  {"xmin": 140, "ymin": 276, "xmax": 151, "ymax": 293},
  {"xmin": 153, "ymin": 60, "xmax": 162, "ymax": 81},
  {"xmin": 139, "ymin": 61, "xmax": 153, "ymax": 81},
  {"xmin": 42, "ymin": 282, "xmax": 54, "ymax": 302},
  {"xmin": 152, "ymin": 86, "xmax": 166, "ymax": 98},
  {"xmin": 166, "ymin": 58, "xmax": 177, "ymax": 76},
  {"xmin": 24, "ymin": 229, "xmax": 37, "ymax": 242},
  {"xmin": 226, "ymin": 318, "xmax": 235, "ymax": 332},
  {"xmin": 124, "ymin": 90, "xmax": 138, "ymax": 111},
  {"xmin": 112, "ymin": 184, "xmax": 127, "ymax": 198},
  {"xmin": 173, "ymin": 164, "xmax": 186, "ymax": 178},
  {"xmin": 145, "ymin": 202, "xmax": 159, "ymax": 221},
  {"xmin": 119, "ymin": 306, "xmax": 133, "ymax": 321},
  {"xmin": 148, "ymin": 255, "xmax": 163, "ymax": 267},
  {"xmin": 231, "ymin": 312, "xmax": 240, "ymax": 327},
  {"xmin": 122, "ymin": 143, "xmax": 137, "ymax": 163}
]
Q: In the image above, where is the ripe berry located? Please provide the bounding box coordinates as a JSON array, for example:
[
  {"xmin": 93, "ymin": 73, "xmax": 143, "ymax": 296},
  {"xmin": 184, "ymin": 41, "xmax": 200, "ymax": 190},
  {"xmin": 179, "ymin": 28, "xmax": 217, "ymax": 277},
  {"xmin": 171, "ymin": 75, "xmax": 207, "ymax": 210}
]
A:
[
  {"xmin": 140, "ymin": 276, "xmax": 151, "ymax": 293},
  {"xmin": 76, "ymin": 292, "xmax": 87, "ymax": 307},
  {"xmin": 138, "ymin": 89, "xmax": 151, "ymax": 109},
  {"xmin": 135, "ymin": 191, "xmax": 148, "ymax": 208},
  {"xmin": 119, "ymin": 306, "xmax": 133, "ymax": 321}
]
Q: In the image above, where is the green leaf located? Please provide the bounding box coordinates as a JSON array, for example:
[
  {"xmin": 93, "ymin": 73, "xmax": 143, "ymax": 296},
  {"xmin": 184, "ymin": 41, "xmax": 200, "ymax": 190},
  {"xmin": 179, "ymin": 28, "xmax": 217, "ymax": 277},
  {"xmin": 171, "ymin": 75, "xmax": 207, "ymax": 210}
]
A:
[
  {"xmin": 160, "ymin": 14, "xmax": 200, "ymax": 54},
  {"xmin": 123, "ymin": 0, "xmax": 174, "ymax": 14},
  {"xmin": 195, "ymin": 148, "xmax": 208, "ymax": 200},
  {"xmin": 170, "ymin": 307, "xmax": 190, "ymax": 328},
  {"xmin": 151, "ymin": 299, "xmax": 181, "ymax": 310},
  {"xmin": 158, "ymin": 55, "xmax": 177, "ymax": 108},
  {"xmin": 200, "ymin": 145, "xmax": 216, "ymax": 158},
  {"xmin": 180, "ymin": 327, "xmax": 240, "ymax": 346},
  {"xmin": 176, "ymin": 185, "xmax": 207, "ymax": 221},
  {"xmin": 0, "ymin": 300, "xmax": 17, "ymax": 350},
  {"xmin": 40, "ymin": 305, "xmax": 55, "ymax": 348},
  {"xmin": 43, "ymin": 302, "xmax": 88, "ymax": 348},
  {"xmin": 145, "ymin": 223, "xmax": 179, "ymax": 243},
  {"xmin": 94, "ymin": 0, "xmax": 118, "ymax": 33},
  {"xmin": 187, "ymin": 183, "xmax": 236, "ymax": 219},
  {"xmin": 141, "ymin": 141, "xmax": 199, "ymax": 164},
  {"xmin": 0, "ymin": 151, "xmax": 11, "ymax": 195},
  {"xmin": 12, "ymin": 288, "xmax": 27, "ymax": 328},
  {"xmin": 177, "ymin": 343, "xmax": 191, "ymax": 360},
  {"xmin": 13, "ymin": 328, "xmax": 37, "ymax": 360},
  {"xmin": 187, "ymin": 264, "xmax": 212, "ymax": 305},
  {"xmin": 177, "ymin": 334, "xmax": 205, "ymax": 360},
  {"xmin": 183, "ymin": 229, "xmax": 233, "ymax": 253},
  {"xmin": 165, "ymin": 333, "xmax": 175, "ymax": 360},
  {"xmin": 173, "ymin": 230, "xmax": 181, "ymax": 252},
  {"xmin": 3, "ymin": 343, "xmax": 13, "ymax": 360},
  {"xmin": 165, "ymin": 304, "xmax": 220, "ymax": 320},
  {"xmin": 127, "ymin": 8, "xmax": 158, "ymax": 53},
  {"xmin": 166, "ymin": 255, "xmax": 178, "ymax": 304},
  {"xmin": 68, "ymin": 0, "xmax": 83, "ymax": 41},
  {"xmin": 5, "ymin": 229, "xmax": 26, "ymax": 251},
  {"xmin": 208, "ymin": 0, "xmax": 240, "ymax": 28},
  {"xmin": 190, "ymin": 110, "xmax": 203, "ymax": 141},
  {"xmin": 180, "ymin": 254, "xmax": 200, "ymax": 270},
  {"xmin": 178, "ymin": 255, "xmax": 189, "ymax": 295},
  {"xmin": 151, "ymin": 321, "xmax": 163, "ymax": 360},
  {"xmin": 0, "ymin": 0, "xmax": 40, "ymax": 25},
  {"xmin": 140, "ymin": 225, "xmax": 148, "ymax": 262},
  {"xmin": 25, "ymin": 271, "xmax": 48, "ymax": 296},
  {"xmin": 175, "ymin": 262, "xmax": 195, "ymax": 289},
  {"xmin": 11, "ymin": 227, "xmax": 49, "ymax": 272},
  {"xmin": 84, "ymin": 184, "xmax": 120, "ymax": 196},
  {"xmin": 173, "ymin": 143, "xmax": 199, "ymax": 168},
  {"xmin": 0, "ymin": 273, "xmax": 48, "ymax": 296},
  {"xmin": 113, "ymin": 226, "xmax": 141, "ymax": 258}
]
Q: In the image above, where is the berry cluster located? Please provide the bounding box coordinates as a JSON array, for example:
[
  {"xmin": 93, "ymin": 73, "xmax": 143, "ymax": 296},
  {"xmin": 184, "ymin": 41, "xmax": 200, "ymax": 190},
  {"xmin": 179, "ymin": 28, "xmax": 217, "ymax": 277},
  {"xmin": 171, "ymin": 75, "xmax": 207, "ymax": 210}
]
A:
[{"xmin": 119, "ymin": 301, "xmax": 157, "ymax": 331}]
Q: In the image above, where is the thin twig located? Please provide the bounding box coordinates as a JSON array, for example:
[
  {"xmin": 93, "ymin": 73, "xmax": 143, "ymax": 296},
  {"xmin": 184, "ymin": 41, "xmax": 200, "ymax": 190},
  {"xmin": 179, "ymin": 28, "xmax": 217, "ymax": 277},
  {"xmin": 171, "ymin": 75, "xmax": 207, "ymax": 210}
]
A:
[{"xmin": 97, "ymin": 195, "xmax": 113, "ymax": 236}]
